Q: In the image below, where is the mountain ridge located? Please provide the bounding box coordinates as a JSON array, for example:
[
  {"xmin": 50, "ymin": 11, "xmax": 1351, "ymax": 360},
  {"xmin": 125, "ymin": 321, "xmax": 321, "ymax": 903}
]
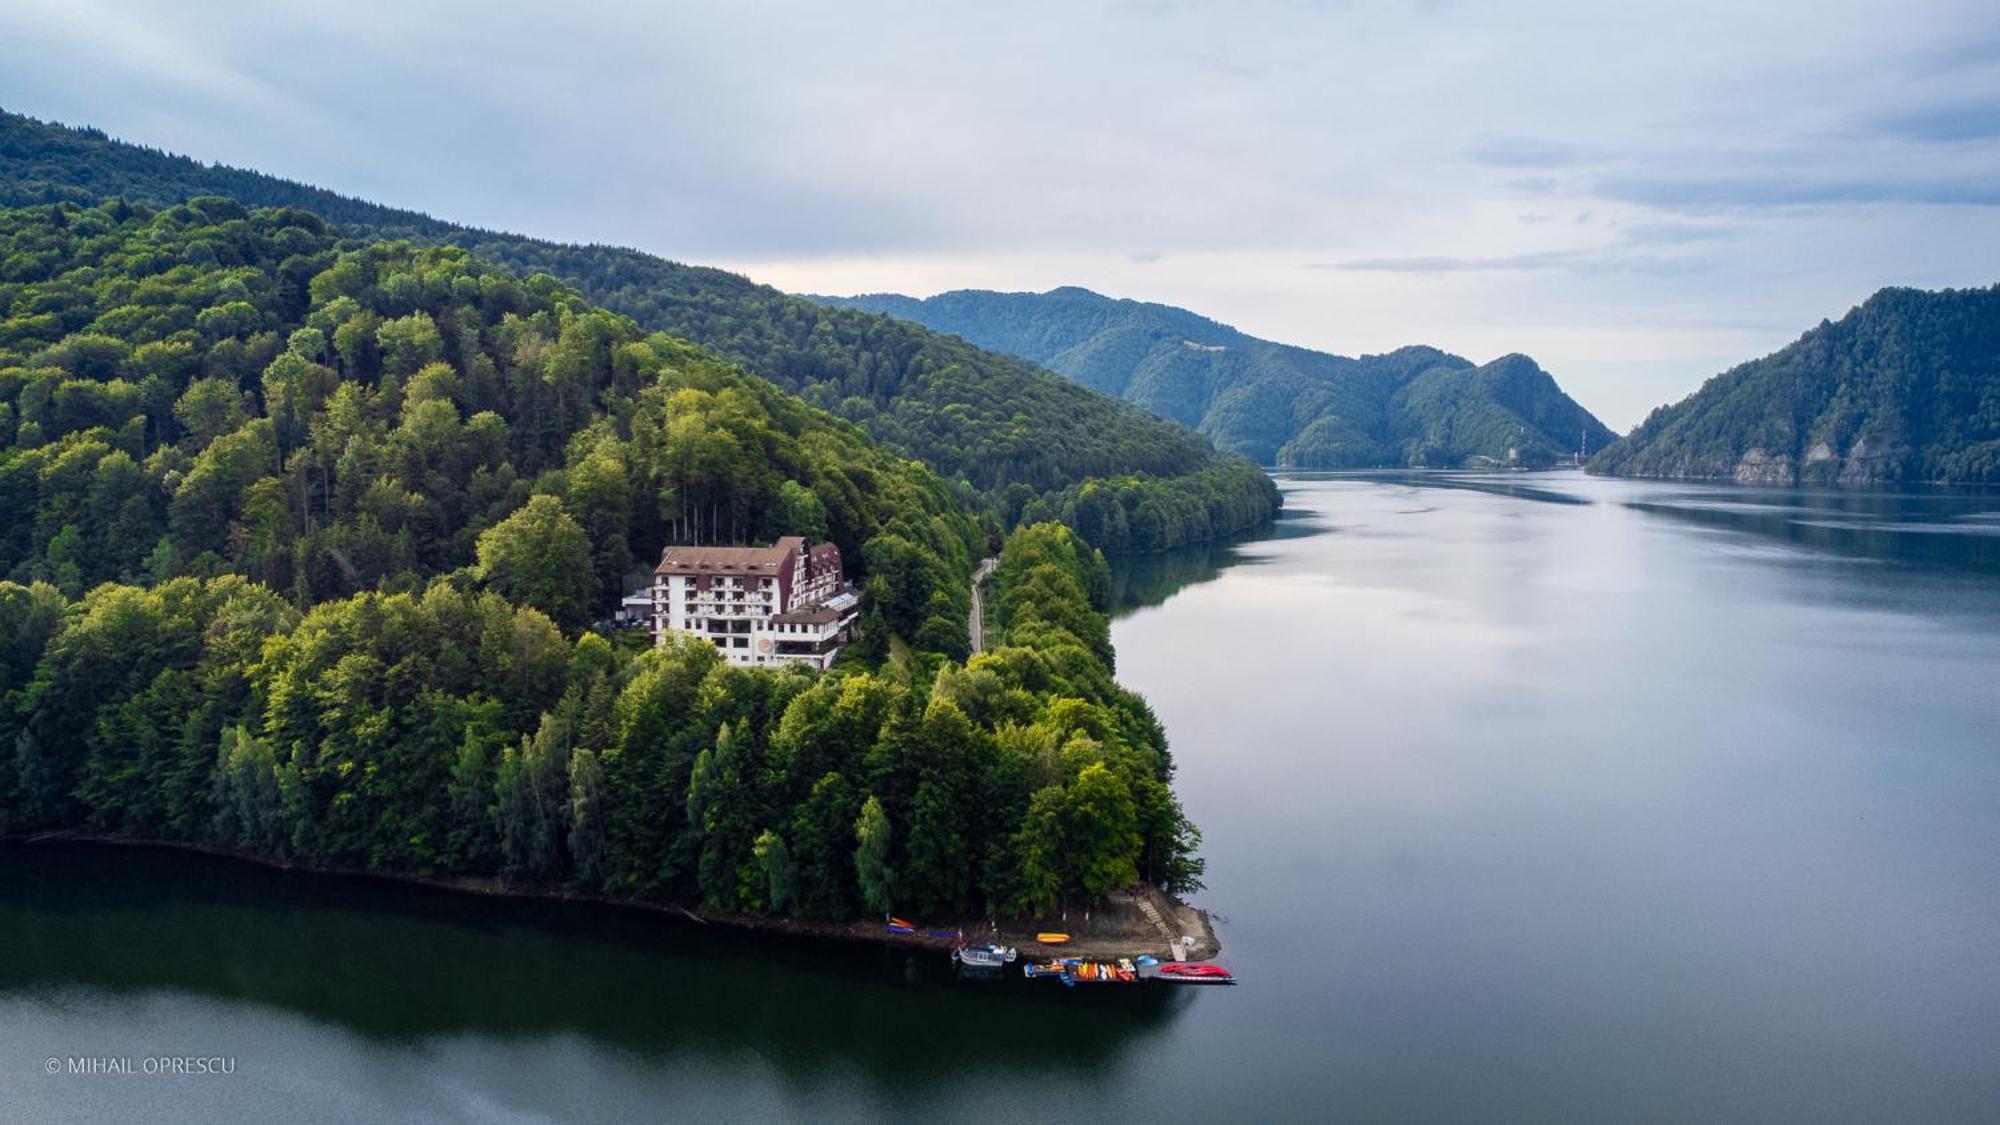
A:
[
  {"xmin": 1588, "ymin": 284, "xmax": 2000, "ymax": 484},
  {"xmin": 0, "ymin": 108, "xmax": 1277, "ymax": 554},
  {"xmin": 813, "ymin": 286, "xmax": 1615, "ymax": 469}
]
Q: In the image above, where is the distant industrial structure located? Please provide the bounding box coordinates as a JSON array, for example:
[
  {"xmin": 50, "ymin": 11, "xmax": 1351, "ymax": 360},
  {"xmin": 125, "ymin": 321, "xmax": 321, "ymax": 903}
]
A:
[{"xmin": 631, "ymin": 537, "xmax": 859, "ymax": 670}]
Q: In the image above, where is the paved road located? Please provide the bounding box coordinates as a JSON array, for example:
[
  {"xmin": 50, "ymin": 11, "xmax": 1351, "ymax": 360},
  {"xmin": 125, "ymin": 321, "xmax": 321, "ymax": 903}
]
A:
[{"xmin": 968, "ymin": 557, "xmax": 998, "ymax": 653}]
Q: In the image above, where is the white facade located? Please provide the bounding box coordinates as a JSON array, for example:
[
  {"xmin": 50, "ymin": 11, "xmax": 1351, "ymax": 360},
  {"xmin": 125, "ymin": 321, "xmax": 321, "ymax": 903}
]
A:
[{"xmin": 648, "ymin": 538, "xmax": 859, "ymax": 670}]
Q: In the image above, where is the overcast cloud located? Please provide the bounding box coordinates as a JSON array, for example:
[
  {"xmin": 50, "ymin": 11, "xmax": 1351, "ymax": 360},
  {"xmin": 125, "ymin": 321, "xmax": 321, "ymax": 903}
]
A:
[{"xmin": 4, "ymin": 0, "xmax": 1998, "ymax": 428}]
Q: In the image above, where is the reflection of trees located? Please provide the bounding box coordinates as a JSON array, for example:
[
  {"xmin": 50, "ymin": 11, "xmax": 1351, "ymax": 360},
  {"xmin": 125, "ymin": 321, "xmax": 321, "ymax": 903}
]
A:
[
  {"xmin": 0, "ymin": 844, "xmax": 1186, "ymax": 1078},
  {"xmin": 1330, "ymin": 470, "xmax": 1593, "ymax": 507},
  {"xmin": 1110, "ymin": 540, "xmax": 1241, "ymax": 614},
  {"xmin": 1107, "ymin": 515, "xmax": 1321, "ymax": 614},
  {"xmin": 1624, "ymin": 486, "xmax": 2000, "ymax": 575}
]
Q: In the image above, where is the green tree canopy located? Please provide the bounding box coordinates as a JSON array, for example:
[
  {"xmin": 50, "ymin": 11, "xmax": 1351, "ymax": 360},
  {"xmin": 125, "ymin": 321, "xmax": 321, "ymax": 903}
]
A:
[{"xmin": 476, "ymin": 494, "xmax": 594, "ymax": 630}]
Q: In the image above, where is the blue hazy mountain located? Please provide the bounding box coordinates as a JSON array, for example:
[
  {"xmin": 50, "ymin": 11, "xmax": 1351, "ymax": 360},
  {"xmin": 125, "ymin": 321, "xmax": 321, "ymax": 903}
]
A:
[{"xmin": 816, "ymin": 287, "xmax": 1615, "ymax": 469}]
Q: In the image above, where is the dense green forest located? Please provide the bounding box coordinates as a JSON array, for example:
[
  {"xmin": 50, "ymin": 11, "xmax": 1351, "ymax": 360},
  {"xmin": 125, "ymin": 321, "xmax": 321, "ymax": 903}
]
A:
[
  {"xmin": 0, "ymin": 198, "xmax": 975, "ymax": 645},
  {"xmin": 1589, "ymin": 285, "xmax": 2000, "ymax": 484},
  {"xmin": 0, "ymin": 198, "xmax": 1202, "ymax": 916},
  {"xmin": 0, "ymin": 525, "xmax": 1194, "ymax": 918},
  {"xmin": 818, "ymin": 287, "xmax": 1616, "ymax": 468},
  {"xmin": 0, "ymin": 109, "xmax": 1277, "ymax": 553}
]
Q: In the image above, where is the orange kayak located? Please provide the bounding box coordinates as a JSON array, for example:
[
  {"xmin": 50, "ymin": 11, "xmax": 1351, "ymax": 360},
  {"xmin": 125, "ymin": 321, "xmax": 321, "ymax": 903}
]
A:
[{"xmin": 1036, "ymin": 932, "xmax": 1070, "ymax": 944}]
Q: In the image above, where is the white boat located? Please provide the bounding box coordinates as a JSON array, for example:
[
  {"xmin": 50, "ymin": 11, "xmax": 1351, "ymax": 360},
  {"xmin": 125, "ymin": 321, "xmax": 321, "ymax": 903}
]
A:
[{"xmin": 951, "ymin": 943, "xmax": 1019, "ymax": 969}]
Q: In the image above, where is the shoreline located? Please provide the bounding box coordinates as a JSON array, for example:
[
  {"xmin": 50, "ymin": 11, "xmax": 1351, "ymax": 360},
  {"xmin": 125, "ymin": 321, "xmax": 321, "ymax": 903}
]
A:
[{"xmin": 4, "ymin": 831, "xmax": 1220, "ymax": 964}]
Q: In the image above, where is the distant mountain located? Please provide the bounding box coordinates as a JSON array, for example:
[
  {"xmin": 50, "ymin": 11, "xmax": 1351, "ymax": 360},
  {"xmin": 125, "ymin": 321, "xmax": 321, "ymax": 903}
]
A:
[
  {"xmin": 815, "ymin": 287, "xmax": 1615, "ymax": 469},
  {"xmin": 0, "ymin": 109, "xmax": 1276, "ymax": 554},
  {"xmin": 1589, "ymin": 285, "xmax": 2000, "ymax": 484}
]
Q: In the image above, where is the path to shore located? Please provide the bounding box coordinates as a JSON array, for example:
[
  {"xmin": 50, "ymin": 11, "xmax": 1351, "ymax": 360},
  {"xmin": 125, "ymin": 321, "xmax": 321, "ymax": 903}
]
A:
[{"xmin": 968, "ymin": 557, "xmax": 997, "ymax": 653}]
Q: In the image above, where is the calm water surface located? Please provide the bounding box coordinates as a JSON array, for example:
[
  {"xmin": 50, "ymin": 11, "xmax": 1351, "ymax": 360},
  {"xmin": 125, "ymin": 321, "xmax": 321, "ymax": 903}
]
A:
[{"xmin": 8, "ymin": 472, "xmax": 2000, "ymax": 1122}]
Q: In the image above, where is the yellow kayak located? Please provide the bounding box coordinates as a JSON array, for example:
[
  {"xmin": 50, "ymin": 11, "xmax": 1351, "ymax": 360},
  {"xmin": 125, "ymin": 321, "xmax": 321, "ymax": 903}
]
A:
[{"xmin": 1036, "ymin": 932, "xmax": 1070, "ymax": 944}]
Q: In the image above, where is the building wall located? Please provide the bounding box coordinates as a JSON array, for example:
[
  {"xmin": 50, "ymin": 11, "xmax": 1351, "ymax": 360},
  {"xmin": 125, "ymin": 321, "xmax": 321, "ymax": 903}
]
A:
[{"xmin": 649, "ymin": 545, "xmax": 854, "ymax": 671}]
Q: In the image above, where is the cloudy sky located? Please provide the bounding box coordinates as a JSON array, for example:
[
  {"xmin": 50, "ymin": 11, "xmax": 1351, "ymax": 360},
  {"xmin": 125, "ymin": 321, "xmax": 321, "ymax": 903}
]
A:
[{"xmin": 5, "ymin": 0, "xmax": 1999, "ymax": 429}]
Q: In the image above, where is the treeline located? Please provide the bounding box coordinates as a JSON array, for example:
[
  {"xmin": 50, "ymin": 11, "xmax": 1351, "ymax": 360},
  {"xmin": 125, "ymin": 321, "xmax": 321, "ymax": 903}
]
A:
[
  {"xmin": 0, "ymin": 198, "xmax": 975, "ymax": 652},
  {"xmin": 0, "ymin": 522, "xmax": 1200, "ymax": 917},
  {"xmin": 1589, "ymin": 284, "xmax": 2000, "ymax": 484},
  {"xmin": 1030, "ymin": 465, "xmax": 1286, "ymax": 556},
  {"xmin": 0, "ymin": 109, "xmax": 1279, "ymax": 552}
]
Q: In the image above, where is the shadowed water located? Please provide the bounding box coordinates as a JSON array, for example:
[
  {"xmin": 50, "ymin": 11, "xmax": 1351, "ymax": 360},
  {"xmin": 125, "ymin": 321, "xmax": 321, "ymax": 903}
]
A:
[{"xmin": 7, "ymin": 470, "xmax": 2000, "ymax": 1121}]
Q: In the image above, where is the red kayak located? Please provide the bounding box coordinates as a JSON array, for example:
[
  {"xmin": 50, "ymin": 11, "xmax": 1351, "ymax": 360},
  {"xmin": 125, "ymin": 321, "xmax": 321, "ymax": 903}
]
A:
[{"xmin": 1152, "ymin": 962, "xmax": 1235, "ymax": 984}]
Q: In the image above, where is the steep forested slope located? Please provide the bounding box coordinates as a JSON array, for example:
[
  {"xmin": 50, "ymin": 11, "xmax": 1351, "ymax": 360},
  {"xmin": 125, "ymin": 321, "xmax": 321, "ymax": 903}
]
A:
[
  {"xmin": 0, "ymin": 109, "xmax": 1276, "ymax": 552},
  {"xmin": 818, "ymin": 286, "xmax": 1615, "ymax": 469},
  {"xmin": 0, "ymin": 197, "xmax": 975, "ymax": 647},
  {"xmin": 1589, "ymin": 285, "xmax": 2000, "ymax": 484},
  {"xmin": 0, "ymin": 198, "xmax": 1203, "ymax": 920}
]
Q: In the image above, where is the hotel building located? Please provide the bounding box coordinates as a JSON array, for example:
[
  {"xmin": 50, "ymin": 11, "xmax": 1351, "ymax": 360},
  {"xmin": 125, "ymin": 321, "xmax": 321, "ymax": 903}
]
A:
[{"xmin": 648, "ymin": 537, "xmax": 859, "ymax": 670}]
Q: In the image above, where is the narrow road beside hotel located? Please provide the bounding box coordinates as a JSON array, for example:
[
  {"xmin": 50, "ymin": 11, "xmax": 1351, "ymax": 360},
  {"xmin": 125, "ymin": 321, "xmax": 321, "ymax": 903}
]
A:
[{"xmin": 969, "ymin": 557, "xmax": 998, "ymax": 653}]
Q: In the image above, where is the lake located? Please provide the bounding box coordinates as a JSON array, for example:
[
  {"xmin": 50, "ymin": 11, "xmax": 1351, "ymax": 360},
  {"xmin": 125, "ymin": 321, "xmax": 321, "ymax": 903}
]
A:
[{"xmin": 8, "ymin": 471, "xmax": 2000, "ymax": 1122}]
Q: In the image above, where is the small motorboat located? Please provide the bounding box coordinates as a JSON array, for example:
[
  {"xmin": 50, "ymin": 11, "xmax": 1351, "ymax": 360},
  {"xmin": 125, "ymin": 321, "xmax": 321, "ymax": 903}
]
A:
[
  {"xmin": 1035, "ymin": 932, "xmax": 1070, "ymax": 944},
  {"xmin": 1149, "ymin": 961, "xmax": 1236, "ymax": 984},
  {"xmin": 951, "ymin": 943, "xmax": 1019, "ymax": 970}
]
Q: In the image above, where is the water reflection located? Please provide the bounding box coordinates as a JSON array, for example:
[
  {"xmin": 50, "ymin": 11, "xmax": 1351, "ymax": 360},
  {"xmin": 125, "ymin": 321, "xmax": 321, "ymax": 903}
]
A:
[
  {"xmin": 1108, "ymin": 515, "xmax": 1305, "ymax": 614},
  {"xmin": 1618, "ymin": 485, "xmax": 2000, "ymax": 574},
  {"xmin": 1107, "ymin": 474, "xmax": 2000, "ymax": 1121},
  {"xmin": 1314, "ymin": 470, "xmax": 1596, "ymax": 507},
  {"xmin": 0, "ymin": 845, "xmax": 1181, "ymax": 1075},
  {"xmin": 1117, "ymin": 474, "xmax": 2000, "ymax": 622}
]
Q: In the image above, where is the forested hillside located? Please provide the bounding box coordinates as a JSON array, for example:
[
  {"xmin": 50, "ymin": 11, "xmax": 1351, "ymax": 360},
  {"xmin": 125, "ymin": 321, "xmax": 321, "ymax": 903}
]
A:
[
  {"xmin": 0, "ymin": 109, "xmax": 1277, "ymax": 553},
  {"xmin": 820, "ymin": 287, "xmax": 1615, "ymax": 469},
  {"xmin": 1589, "ymin": 285, "xmax": 2000, "ymax": 484},
  {"xmin": 0, "ymin": 197, "xmax": 1203, "ymax": 918},
  {"xmin": 0, "ymin": 198, "xmax": 975, "ymax": 645}
]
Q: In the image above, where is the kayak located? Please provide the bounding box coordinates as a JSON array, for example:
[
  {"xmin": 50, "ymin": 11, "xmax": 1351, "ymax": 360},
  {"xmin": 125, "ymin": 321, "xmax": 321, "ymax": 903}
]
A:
[
  {"xmin": 1035, "ymin": 932, "xmax": 1070, "ymax": 944},
  {"xmin": 1021, "ymin": 957, "xmax": 1140, "ymax": 986},
  {"xmin": 885, "ymin": 923, "xmax": 914, "ymax": 934},
  {"xmin": 1150, "ymin": 961, "xmax": 1235, "ymax": 984}
]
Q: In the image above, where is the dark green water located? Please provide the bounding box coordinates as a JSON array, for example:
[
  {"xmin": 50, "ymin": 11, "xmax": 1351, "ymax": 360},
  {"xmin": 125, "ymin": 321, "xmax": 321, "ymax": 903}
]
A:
[{"xmin": 8, "ymin": 472, "xmax": 2000, "ymax": 1121}]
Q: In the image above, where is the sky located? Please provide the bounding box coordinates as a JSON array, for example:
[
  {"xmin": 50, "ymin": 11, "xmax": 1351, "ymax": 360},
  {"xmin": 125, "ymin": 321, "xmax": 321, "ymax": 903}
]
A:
[{"xmin": 4, "ymin": 0, "xmax": 1999, "ymax": 430}]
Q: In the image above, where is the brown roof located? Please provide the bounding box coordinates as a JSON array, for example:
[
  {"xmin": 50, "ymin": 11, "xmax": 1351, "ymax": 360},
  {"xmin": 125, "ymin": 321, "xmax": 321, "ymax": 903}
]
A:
[
  {"xmin": 655, "ymin": 536, "xmax": 804, "ymax": 577},
  {"xmin": 806, "ymin": 542, "xmax": 841, "ymax": 573},
  {"xmin": 772, "ymin": 605, "xmax": 842, "ymax": 625}
]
